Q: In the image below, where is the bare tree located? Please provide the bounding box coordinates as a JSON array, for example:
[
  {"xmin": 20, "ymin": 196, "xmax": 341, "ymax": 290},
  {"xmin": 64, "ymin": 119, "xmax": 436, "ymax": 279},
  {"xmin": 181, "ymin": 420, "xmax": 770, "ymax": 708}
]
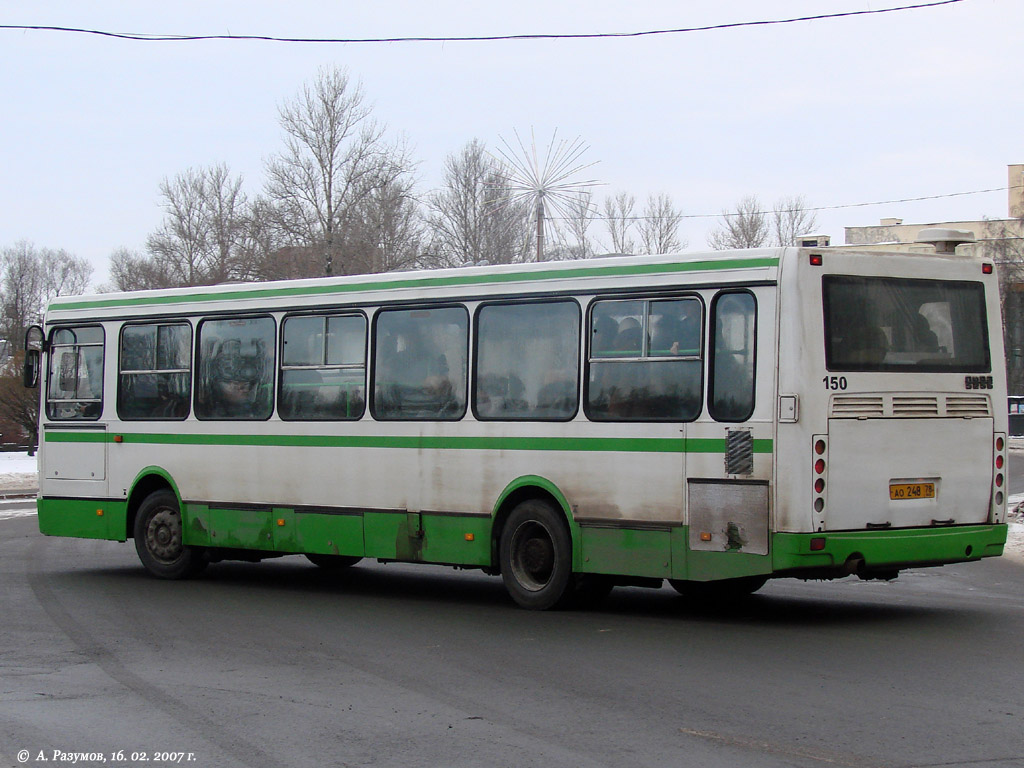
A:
[
  {"xmin": 710, "ymin": 194, "xmax": 820, "ymax": 250},
  {"xmin": 234, "ymin": 197, "xmax": 294, "ymax": 282},
  {"xmin": 147, "ymin": 168, "xmax": 211, "ymax": 286},
  {"xmin": 708, "ymin": 195, "xmax": 770, "ymax": 250},
  {"xmin": 344, "ymin": 173, "xmax": 424, "ymax": 274},
  {"xmin": 425, "ymin": 139, "xmax": 531, "ymax": 268},
  {"xmin": 603, "ymin": 192, "xmax": 637, "ymax": 255},
  {"xmin": 203, "ymin": 164, "xmax": 249, "ymax": 283},
  {"xmin": 1, "ymin": 242, "xmax": 92, "ymax": 348},
  {"xmin": 41, "ymin": 248, "xmax": 92, "ymax": 300},
  {"xmin": 639, "ymin": 193, "xmax": 687, "ymax": 255},
  {"xmin": 265, "ymin": 66, "xmax": 416, "ymax": 276},
  {"xmin": 0, "ymin": 351, "xmax": 39, "ymax": 450},
  {"xmin": 105, "ymin": 247, "xmax": 175, "ymax": 292},
  {"xmin": 145, "ymin": 164, "xmax": 249, "ymax": 287},
  {"xmin": 558, "ymin": 189, "xmax": 596, "ymax": 260},
  {"xmin": 773, "ymin": 195, "xmax": 820, "ymax": 246},
  {"xmin": 1, "ymin": 242, "xmax": 44, "ymax": 348}
]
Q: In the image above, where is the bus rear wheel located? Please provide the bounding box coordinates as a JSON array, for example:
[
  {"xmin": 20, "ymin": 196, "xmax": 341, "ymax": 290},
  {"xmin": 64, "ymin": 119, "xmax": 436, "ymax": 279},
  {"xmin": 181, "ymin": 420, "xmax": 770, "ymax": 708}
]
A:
[
  {"xmin": 500, "ymin": 499, "xmax": 574, "ymax": 610},
  {"xmin": 133, "ymin": 490, "xmax": 207, "ymax": 579},
  {"xmin": 668, "ymin": 575, "xmax": 768, "ymax": 602}
]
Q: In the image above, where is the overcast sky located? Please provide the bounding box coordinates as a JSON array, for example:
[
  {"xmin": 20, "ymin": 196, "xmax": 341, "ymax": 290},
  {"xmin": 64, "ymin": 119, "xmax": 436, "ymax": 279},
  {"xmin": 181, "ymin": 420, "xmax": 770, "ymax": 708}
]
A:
[{"xmin": 2, "ymin": 0, "xmax": 1020, "ymax": 287}]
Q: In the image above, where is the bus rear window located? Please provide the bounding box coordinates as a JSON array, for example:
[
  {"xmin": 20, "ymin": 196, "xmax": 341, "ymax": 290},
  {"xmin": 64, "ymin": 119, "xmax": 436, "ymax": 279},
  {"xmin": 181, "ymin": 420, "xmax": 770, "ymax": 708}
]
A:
[{"xmin": 823, "ymin": 276, "xmax": 989, "ymax": 372}]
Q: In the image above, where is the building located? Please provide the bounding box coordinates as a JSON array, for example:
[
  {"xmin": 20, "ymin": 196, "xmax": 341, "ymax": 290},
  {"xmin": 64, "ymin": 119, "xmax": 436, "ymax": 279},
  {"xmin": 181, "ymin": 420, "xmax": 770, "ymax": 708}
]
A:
[
  {"xmin": 844, "ymin": 164, "xmax": 1024, "ymax": 254},
  {"xmin": 843, "ymin": 164, "xmax": 1024, "ymax": 396}
]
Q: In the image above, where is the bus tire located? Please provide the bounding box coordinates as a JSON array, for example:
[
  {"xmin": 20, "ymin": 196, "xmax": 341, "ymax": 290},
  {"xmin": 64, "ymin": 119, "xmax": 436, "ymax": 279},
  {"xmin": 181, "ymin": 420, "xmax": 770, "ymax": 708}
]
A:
[
  {"xmin": 305, "ymin": 553, "xmax": 362, "ymax": 570},
  {"xmin": 133, "ymin": 490, "xmax": 207, "ymax": 580},
  {"xmin": 668, "ymin": 575, "xmax": 768, "ymax": 602},
  {"xmin": 499, "ymin": 499, "xmax": 574, "ymax": 610}
]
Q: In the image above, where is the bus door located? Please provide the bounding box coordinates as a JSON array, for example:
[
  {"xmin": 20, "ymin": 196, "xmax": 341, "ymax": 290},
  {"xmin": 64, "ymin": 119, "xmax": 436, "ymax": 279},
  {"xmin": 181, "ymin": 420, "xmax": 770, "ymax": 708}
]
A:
[
  {"xmin": 40, "ymin": 325, "xmax": 109, "ymax": 496},
  {"xmin": 685, "ymin": 290, "xmax": 771, "ymax": 575}
]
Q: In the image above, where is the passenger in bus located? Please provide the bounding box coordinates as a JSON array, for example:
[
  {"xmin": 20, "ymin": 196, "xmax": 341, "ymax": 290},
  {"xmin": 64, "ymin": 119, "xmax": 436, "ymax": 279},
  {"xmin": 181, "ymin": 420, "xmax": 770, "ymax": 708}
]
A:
[
  {"xmin": 614, "ymin": 317, "xmax": 643, "ymax": 354},
  {"xmin": 203, "ymin": 339, "xmax": 268, "ymax": 418},
  {"xmin": 912, "ymin": 314, "xmax": 940, "ymax": 353},
  {"xmin": 377, "ymin": 324, "xmax": 456, "ymax": 417},
  {"xmin": 651, "ymin": 310, "xmax": 700, "ymax": 356},
  {"xmin": 477, "ymin": 373, "xmax": 527, "ymax": 416}
]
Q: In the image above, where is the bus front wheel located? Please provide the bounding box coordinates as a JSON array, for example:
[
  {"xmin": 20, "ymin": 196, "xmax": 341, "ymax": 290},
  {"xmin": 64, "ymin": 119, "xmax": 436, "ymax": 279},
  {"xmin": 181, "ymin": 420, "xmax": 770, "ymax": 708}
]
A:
[
  {"xmin": 133, "ymin": 490, "xmax": 207, "ymax": 579},
  {"xmin": 499, "ymin": 500, "xmax": 574, "ymax": 610}
]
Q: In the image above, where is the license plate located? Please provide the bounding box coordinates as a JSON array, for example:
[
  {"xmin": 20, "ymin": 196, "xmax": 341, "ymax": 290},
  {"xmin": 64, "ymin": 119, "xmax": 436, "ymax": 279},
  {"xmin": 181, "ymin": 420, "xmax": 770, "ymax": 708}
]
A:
[{"xmin": 889, "ymin": 482, "xmax": 935, "ymax": 500}]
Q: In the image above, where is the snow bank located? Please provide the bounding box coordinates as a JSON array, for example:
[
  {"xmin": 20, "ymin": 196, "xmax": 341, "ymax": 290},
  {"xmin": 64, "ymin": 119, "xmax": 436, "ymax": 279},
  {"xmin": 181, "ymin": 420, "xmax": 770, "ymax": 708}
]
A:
[{"xmin": 0, "ymin": 451, "xmax": 38, "ymax": 492}]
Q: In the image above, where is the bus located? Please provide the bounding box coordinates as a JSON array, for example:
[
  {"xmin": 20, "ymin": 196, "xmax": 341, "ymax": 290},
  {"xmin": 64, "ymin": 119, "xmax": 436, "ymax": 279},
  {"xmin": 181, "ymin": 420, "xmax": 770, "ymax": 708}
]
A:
[{"xmin": 24, "ymin": 234, "xmax": 1009, "ymax": 609}]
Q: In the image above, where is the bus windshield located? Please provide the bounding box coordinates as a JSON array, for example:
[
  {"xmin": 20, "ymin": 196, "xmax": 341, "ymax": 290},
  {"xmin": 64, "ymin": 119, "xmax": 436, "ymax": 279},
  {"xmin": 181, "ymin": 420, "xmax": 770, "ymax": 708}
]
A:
[{"xmin": 823, "ymin": 275, "xmax": 990, "ymax": 373}]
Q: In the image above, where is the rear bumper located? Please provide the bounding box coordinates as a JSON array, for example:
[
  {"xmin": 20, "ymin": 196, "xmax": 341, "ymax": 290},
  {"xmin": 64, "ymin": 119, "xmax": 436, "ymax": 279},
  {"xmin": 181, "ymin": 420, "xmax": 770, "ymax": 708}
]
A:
[{"xmin": 772, "ymin": 524, "xmax": 1007, "ymax": 576}]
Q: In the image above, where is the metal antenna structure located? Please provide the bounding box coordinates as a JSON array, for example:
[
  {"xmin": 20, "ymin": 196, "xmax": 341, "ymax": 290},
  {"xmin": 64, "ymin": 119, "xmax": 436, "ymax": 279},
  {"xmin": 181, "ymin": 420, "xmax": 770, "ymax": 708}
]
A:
[{"xmin": 494, "ymin": 128, "xmax": 600, "ymax": 261}]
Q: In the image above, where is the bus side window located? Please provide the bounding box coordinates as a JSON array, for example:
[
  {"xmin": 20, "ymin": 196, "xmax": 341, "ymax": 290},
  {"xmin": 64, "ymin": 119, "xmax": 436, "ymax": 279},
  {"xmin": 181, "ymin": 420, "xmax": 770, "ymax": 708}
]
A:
[
  {"xmin": 709, "ymin": 291, "xmax": 756, "ymax": 422},
  {"xmin": 372, "ymin": 306, "xmax": 468, "ymax": 421},
  {"xmin": 279, "ymin": 314, "xmax": 366, "ymax": 421},
  {"xmin": 195, "ymin": 317, "xmax": 276, "ymax": 421},
  {"xmin": 586, "ymin": 297, "xmax": 703, "ymax": 422},
  {"xmin": 474, "ymin": 300, "xmax": 580, "ymax": 420},
  {"xmin": 46, "ymin": 325, "xmax": 105, "ymax": 421},
  {"xmin": 118, "ymin": 323, "xmax": 192, "ymax": 420}
]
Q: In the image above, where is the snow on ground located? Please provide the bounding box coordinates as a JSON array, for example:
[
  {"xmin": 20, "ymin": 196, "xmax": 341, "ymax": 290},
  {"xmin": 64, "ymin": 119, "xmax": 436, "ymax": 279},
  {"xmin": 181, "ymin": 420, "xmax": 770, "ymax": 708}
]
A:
[{"xmin": 0, "ymin": 451, "xmax": 37, "ymax": 493}]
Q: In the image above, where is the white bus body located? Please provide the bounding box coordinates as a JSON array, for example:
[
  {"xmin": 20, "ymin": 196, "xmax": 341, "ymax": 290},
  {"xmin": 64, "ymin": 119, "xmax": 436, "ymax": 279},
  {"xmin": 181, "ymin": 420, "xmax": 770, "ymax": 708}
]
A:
[{"xmin": 32, "ymin": 245, "xmax": 1008, "ymax": 608}]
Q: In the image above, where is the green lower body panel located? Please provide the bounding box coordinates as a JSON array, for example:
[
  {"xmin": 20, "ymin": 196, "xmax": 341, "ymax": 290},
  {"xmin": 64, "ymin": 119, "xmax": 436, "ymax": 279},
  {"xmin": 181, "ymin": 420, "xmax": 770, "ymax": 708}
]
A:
[
  {"xmin": 363, "ymin": 511, "xmax": 492, "ymax": 565},
  {"xmin": 180, "ymin": 505, "xmax": 493, "ymax": 566},
  {"xmin": 580, "ymin": 525, "xmax": 771, "ymax": 582},
  {"xmin": 292, "ymin": 510, "xmax": 363, "ymax": 557},
  {"xmin": 575, "ymin": 524, "xmax": 1009, "ymax": 582},
  {"xmin": 580, "ymin": 526, "xmax": 673, "ymax": 578},
  {"xmin": 37, "ymin": 495, "xmax": 1009, "ymax": 583},
  {"xmin": 38, "ymin": 498, "xmax": 128, "ymax": 541},
  {"xmin": 773, "ymin": 525, "xmax": 1008, "ymax": 574}
]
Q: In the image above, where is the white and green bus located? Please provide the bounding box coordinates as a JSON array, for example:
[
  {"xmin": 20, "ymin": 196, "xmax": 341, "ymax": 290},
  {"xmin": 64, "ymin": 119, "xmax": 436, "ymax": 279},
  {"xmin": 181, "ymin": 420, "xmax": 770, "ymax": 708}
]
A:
[{"xmin": 25, "ymin": 235, "xmax": 1009, "ymax": 608}]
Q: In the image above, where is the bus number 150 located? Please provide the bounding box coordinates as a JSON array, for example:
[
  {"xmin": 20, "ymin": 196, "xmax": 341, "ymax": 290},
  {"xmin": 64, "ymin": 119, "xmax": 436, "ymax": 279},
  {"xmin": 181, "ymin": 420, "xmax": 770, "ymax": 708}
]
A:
[{"xmin": 823, "ymin": 376, "xmax": 848, "ymax": 391}]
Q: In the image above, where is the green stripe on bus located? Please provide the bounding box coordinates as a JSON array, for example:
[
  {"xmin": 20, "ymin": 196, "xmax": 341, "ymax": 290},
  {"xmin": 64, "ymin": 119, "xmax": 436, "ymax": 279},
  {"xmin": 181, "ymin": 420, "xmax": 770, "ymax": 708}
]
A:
[
  {"xmin": 49, "ymin": 256, "xmax": 780, "ymax": 312},
  {"xmin": 42, "ymin": 430, "xmax": 772, "ymax": 454}
]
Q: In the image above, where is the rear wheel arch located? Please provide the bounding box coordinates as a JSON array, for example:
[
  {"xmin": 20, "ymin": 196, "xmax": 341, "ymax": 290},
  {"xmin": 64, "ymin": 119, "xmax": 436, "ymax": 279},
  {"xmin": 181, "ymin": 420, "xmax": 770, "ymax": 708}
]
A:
[{"xmin": 490, "ymin": 475, "xmax": 580, "ymax": 571}]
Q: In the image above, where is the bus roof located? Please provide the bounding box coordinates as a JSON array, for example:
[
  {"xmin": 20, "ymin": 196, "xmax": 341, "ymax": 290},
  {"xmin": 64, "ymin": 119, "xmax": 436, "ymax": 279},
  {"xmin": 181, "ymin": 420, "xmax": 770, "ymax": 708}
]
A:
[{"xmin": 47, "ymin": 247, "xmax": 786, "ymax": 320}]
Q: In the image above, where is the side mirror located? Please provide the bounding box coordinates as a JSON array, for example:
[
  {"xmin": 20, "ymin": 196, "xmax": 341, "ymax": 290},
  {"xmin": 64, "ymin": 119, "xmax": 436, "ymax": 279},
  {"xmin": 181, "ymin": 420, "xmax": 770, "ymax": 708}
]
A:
[
  {"xmin": 23, "ymin": 325, "xmax": 43, "ymax": 389},
  {"xmin": 23, "ymin": 350, "xmax": 40, "ymax": 388}
]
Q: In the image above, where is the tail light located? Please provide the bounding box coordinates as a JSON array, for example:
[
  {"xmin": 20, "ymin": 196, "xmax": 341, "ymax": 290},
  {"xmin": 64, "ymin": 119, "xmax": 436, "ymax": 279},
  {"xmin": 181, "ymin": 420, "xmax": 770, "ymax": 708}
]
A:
[
  {"xmin": 812, "ymin": 435, "xmax": 828, "ymax": 530},
  {"xmin": 992, "ymin": 433, "xmax": 1007, "ymax": 522}
]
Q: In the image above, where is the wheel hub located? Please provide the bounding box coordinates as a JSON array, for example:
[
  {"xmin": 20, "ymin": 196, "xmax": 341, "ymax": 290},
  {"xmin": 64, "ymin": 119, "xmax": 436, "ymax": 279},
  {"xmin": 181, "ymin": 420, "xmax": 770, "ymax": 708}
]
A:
[
  {"xmin": 146, "ymin": 508, "xmax": 182, "ymax": 563},
  {"xmin": 521, "ymin": 537, "xmax": 554, "ymax": 574},
  {"xmin": 511, "ymin": 522, "xmax": 555, "ymax": 591}
]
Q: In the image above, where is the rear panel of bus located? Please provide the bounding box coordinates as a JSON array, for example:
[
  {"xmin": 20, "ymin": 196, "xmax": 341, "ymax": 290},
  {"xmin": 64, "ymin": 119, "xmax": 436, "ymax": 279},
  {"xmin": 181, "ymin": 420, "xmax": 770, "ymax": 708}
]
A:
[{"xmin": 773, "ymin": 246, "xmax": 1008, "ymax": 577}]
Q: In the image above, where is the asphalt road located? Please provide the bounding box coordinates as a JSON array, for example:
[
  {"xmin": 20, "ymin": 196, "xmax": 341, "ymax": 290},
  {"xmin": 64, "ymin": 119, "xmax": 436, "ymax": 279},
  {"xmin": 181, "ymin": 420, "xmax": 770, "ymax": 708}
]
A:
[{"xmin": 2, "ymin": 505, "xmax": 1023, "ymax": 768}]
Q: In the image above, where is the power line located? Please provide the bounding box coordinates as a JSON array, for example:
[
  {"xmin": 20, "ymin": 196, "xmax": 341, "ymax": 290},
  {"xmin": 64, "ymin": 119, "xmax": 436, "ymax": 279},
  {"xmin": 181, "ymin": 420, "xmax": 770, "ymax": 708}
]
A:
[
  {"xmin": 0, "ymin": 1, "xmax": 965, "ymax": 45},
  {"xmin": 544, "ymin": 184, "xmax": 1022, "ymax": 223}
]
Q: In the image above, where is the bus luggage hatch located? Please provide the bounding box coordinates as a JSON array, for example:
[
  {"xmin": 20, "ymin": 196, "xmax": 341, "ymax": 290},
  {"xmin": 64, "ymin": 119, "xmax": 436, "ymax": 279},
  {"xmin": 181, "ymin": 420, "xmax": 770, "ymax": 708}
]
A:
[{"xmin": 687, "ymin": 478, "xmax": 769, "ymax": 555}]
